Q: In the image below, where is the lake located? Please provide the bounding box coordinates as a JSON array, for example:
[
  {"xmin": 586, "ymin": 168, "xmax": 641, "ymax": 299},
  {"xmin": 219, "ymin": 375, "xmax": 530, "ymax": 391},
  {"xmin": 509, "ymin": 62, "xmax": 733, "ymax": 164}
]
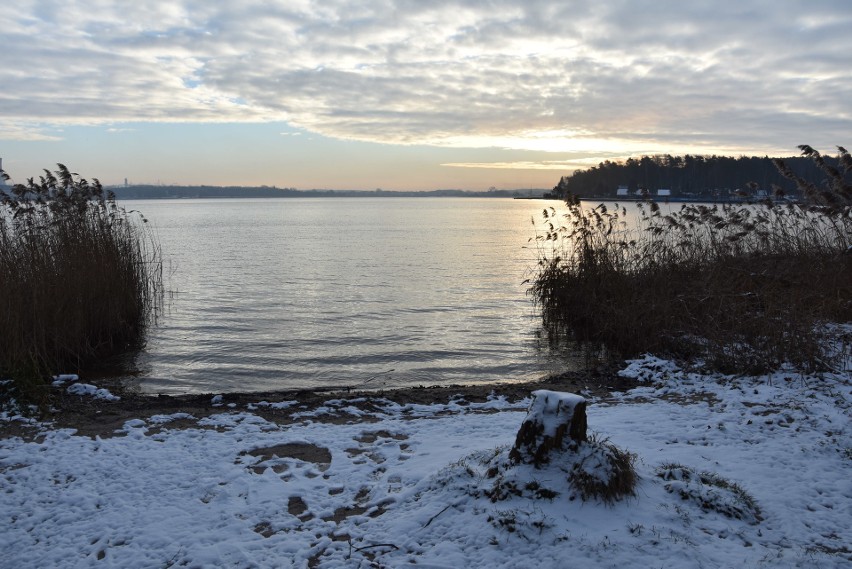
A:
[{"xmin": 121, "ymin": 197, "xmax": 584, "ymax": 394}]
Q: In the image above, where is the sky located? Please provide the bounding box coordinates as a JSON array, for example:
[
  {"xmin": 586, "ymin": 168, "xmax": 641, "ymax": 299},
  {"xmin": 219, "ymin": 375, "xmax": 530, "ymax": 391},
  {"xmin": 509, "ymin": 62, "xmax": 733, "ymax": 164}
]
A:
[{"xmin": 1, "ymin": 1, "xmax": 850, "ymax": 190}]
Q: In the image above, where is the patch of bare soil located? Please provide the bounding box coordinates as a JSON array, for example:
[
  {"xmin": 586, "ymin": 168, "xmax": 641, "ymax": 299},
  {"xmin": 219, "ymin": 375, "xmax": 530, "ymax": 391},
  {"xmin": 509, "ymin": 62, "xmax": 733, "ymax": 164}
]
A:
[
  {"xmin": 1, "ymin": 368, "xmax": 638, "ymax": 440},
  {"xmin": 242, "ymin": 443, "xmax": 332, "ymax": 471}
]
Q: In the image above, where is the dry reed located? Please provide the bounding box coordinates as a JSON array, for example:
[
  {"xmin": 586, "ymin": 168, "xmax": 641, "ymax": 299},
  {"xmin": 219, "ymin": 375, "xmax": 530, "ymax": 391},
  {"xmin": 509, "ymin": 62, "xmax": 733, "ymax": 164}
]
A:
[
  {"xmin": 1, "ymin": 165, "xmax": 162, "ymax": 398},
  {"xmin": 530, "ymin": 146, "xmax": 851, "ymax": 373}
]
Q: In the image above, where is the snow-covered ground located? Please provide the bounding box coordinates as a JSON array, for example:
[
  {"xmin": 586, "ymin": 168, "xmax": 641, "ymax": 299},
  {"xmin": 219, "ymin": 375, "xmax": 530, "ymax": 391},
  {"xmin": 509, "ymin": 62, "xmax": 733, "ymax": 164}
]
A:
[{"xmin": 1, "ymin": 354, "xmax": 850, "ymax": 568}]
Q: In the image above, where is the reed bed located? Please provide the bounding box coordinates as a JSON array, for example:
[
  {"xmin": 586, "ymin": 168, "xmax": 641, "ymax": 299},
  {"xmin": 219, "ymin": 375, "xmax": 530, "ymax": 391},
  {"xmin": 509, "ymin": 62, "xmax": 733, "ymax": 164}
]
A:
[
  {"xmin": 1, "ymin": 165, "xmax": 162, "ymax": 398},
  {"xmin": 530, "ymin": 146, "xmax": 851, "ymax": 373}
]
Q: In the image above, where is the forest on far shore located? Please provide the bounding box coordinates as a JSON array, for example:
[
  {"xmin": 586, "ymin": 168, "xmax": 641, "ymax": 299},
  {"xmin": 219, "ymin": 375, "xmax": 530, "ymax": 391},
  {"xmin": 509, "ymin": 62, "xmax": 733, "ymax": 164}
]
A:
[{"xmin": 553, "ymin": 154, "xmax": 839, "ymax": 200}]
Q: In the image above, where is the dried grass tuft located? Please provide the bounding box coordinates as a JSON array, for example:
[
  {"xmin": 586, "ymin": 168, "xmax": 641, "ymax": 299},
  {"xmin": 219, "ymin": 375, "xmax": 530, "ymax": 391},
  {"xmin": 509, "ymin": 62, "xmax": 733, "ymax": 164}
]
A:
[
  {"xmin": 486, "ymin": 434, "xmax": 637, "ymax": 506},
  {"xmin": 656, "ymin": 463, "xmax": 761, "ymax": 524},
  {"xmin": 568, "ymin": 435, "xmax": 637, "ymax": 505}
]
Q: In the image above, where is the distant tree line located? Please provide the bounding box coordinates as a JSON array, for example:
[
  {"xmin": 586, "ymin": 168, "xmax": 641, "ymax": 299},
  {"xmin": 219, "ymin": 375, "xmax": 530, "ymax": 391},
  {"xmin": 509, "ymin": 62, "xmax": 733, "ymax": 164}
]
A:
[
  {"xmin": 109, "ymin": 185, "xmax": 544, "ymax": 199},
  {"xmin": 110, "ymin": 185, "xmax": 302, "ymax": 199},
  {"xmin": 553, "ymin": 154, "xmax": 839, "ymax": 200}
]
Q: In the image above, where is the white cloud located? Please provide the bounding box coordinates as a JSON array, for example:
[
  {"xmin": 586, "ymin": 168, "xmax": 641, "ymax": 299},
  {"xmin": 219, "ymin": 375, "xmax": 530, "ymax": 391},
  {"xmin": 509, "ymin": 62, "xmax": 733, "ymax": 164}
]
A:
[
  {"xmin": 0, "ymin": 122, "xmax": 63, "ymax": 142},
  {"xmin": 443, "ymin": 160, "xmax": 599, "ymax": 171},
  {"xmin": 1, "ymin": 0, "xmax": 850, "ymax": 154}
]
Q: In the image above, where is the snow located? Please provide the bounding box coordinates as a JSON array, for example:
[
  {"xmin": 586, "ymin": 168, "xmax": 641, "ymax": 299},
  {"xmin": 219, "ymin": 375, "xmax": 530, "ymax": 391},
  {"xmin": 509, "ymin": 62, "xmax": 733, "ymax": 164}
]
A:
[
  {"xmin": 65, "ymin": 383, "xmax": 120, "ymax": 401},
  {"xmin": 247, "ymin": 400, "xmax": 298, "ymax": 410},
  {"xmin": 2, "ymin": 357, "xmax": 850, "ymax": 568},
  {"xmin": 526, "ymin": 389, "xmax": 585, "ymax": 437},
  {"xmin": 48, "ymin": 374, "xmax": 121, "ymax": 401},
  {"xmin": 51, "ymin": 374, "xmax": 80, "ymax": 386}
]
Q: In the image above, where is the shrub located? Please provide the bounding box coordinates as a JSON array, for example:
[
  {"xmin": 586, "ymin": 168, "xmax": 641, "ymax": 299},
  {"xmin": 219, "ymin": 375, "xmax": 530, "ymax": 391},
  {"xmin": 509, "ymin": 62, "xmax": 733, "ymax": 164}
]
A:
[
  {"xmin": 0, "ymin": 165, "xmax": 162, "ymax": 398},
  {"xmin": 530, "ymin": 146, "xmax": 851, "ymax": 373}
]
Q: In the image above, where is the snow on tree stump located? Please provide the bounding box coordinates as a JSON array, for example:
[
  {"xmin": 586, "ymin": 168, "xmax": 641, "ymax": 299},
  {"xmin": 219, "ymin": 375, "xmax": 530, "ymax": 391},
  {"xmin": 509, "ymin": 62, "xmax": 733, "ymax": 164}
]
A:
[{"xmin": 509, "ymin": 390, "xmax": 587, "ymax": 467}]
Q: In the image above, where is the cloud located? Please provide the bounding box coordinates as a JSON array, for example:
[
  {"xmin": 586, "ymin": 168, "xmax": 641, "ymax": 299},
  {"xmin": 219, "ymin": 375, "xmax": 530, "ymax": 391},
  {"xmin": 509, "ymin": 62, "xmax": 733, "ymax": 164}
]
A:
[
  {"xmin": 0, "ymin": 122, "xmax": 64, "ymax": 142},
  {"xmin": 443, "ymin": 160, "xmax": 602, "ymax": 171},
  {"xmin": 1, "ymin": 1, "xmax": 850, "ymax": 154}
]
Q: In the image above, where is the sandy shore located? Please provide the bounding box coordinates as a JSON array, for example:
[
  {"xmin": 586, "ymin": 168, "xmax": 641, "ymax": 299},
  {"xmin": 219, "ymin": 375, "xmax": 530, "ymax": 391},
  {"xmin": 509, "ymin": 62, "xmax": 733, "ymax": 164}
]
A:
[{"xmin": 3, "ymin": 368, "xmax": 638, "ymax": 439}]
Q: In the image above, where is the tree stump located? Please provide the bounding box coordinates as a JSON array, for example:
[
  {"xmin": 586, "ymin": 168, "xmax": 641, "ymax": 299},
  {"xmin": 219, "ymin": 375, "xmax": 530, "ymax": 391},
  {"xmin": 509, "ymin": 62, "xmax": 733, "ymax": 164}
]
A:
[{"xmin": 509, "ymin": 390, "xmax": 587, "ymax": 467}]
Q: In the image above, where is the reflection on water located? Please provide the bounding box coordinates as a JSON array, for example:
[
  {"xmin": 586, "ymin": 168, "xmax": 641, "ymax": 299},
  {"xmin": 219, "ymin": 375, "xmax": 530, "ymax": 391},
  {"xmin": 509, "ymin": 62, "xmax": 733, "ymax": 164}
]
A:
[{"xmin": 121, "ymin": 197, "xmax": 586, "ymax": 394}]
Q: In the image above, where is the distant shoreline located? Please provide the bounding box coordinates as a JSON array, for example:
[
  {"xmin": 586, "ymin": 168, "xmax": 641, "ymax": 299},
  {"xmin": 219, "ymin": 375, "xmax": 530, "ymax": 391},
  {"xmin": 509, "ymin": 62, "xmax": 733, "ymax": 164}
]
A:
[
  {"xmin": 108, "ymin": 185, "xmax": 551, "ymax": 200},
  {"xmin": 105, "ymin": 186, "xmax": 794, "ymax": 204},
  {"xmin": 577, "ymin": 196, "xmax": 799, "ymax": 204}
]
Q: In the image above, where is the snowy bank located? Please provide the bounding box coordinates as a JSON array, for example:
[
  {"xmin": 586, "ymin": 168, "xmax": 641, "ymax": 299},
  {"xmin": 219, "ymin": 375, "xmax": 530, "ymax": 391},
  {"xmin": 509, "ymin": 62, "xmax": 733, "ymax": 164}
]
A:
[{"xmin": 1, "ymin": 357, "xmax": 850, "ymax": 568}]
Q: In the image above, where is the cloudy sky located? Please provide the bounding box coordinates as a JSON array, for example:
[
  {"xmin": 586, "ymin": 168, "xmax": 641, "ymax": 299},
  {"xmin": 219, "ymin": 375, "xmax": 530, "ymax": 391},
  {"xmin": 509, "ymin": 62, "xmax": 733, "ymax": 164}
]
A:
[{"xmin": 1, "ymin": 1, "xmax": 850, "ymax": 190}]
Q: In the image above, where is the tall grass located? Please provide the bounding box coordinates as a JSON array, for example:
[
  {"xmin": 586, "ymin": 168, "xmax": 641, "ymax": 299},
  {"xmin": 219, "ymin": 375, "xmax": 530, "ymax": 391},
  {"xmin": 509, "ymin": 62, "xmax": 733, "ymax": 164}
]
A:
[
  {"xmin": 530, "ymin": 146, "xmax": 851, "ymax": 373},
  {"xmin": 0, "ymin": 165, "xmax": 162, "ymax": 397}
]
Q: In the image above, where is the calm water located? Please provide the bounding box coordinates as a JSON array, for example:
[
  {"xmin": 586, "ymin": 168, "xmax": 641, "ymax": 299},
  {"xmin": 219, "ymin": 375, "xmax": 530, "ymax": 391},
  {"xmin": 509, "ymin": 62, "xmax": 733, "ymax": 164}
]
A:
[{"xmin": 123, "ymin": 197, "xmax": 582, "ymax": 394}]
